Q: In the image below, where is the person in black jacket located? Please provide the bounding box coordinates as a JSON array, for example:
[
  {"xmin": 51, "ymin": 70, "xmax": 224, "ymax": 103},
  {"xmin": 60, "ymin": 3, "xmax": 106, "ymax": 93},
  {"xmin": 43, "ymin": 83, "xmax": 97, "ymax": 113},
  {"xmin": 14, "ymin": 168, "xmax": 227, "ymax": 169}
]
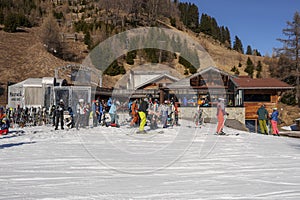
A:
[
  {"xmin": 137, "ymin": 98, "xmax": 148, "ymax": 133},
  {"xmin": 55, "ymin": 99, "xmax": 65, "ymax": 130}
]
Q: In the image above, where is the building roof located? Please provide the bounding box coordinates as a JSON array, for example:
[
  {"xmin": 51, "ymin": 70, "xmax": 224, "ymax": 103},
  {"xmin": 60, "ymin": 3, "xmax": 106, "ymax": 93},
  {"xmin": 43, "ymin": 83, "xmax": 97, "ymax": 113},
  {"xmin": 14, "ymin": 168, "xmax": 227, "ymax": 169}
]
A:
[
  {"xmin": 10, "ymin": 78, "xmax": 43, "ymax": 88},
  {"xmin": 231, "ymin": 77, "xmax": 294, "ymax": 89},
  {"xmin": 190, "ymin": 66, "xmax": 232, "ymax": 79},
  {"xmin": 168, "ymin": 66, "xmax": 232, "ymax": 89},
  {"xmin": 134, "ymin": 74, "xmax": 180, "ymax": 90}
]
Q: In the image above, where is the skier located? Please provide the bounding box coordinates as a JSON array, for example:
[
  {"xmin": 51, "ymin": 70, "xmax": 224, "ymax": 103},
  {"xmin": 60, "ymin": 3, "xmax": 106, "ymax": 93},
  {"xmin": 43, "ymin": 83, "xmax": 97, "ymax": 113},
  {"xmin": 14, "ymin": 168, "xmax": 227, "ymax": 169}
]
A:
[
  {"xmin": 85, "ymin": 102, "xmax": 91, "ymax": 127},
  {"xmin": 55, "ymin": 99, "xmax": 65, "ymax": 130},
  {"xmin": 137, "ymin": 98, "xmax": 148, "ymax": 133},
  {"xmin": 76, "ymin": 99, "xmax": 86, "ymax": 130},
  {"xmin": 172, "ymin": 102, "xmax": 179, "ymax": 126},
  {"xmin": 50, "ymin": 105, "xmax": 56, "ymax": 126},
  {"xmin": 92, "ymin": 100, "xmax": 98, "ymax": 127},
  {"xmin": 100, "ymin": 99, "xmax": 107, "ymax": 126},
  {"xmin": 66, "ymin": 107, "xmax": 74, "ymax": 129},
  {"xmin": 194, "ymin": 105, "xmax": 203, "ymax": 127},
  {"xmin": 148, "ymin": 99, "xmax": 159, "ymax": 130},
  {"xmin": 160, "ymin": 100, "xmax": 170, "ymax": 128},
  {"xmin": 257, "ymin": 104, "xmax": 269, "ymax": 134},
  {"xmin": 107, "ymin": 97, "xmax": 112, "ymax": 112},
  {"xmin": 216, "ymin": 98, "xmax": 228, "ymax": 135},
  {"xmin": 0, "ymin": 107, "xmax": 9, "ymax": 135},
  {"xmin": 270, "ymin": 107, "xmax": 280, "ymax": 136},
  {"xmin": 108, "ymin": 99, "xmax": 117, "ymax": 125},
  {"xmin": 129, "ymin": 99, "xmax": 139, "ymax": 127},
  {"xmin": 0, "ymin": 107, "xmax": 6, "ymax": 121}
]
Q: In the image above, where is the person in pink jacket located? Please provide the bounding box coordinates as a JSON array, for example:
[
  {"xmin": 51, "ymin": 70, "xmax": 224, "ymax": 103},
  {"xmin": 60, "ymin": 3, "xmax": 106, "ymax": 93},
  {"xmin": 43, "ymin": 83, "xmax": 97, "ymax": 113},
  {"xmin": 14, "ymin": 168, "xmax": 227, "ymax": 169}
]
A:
[{"xmin": 216, "ymin": 98, "xmax": 228, "ymax": 135}]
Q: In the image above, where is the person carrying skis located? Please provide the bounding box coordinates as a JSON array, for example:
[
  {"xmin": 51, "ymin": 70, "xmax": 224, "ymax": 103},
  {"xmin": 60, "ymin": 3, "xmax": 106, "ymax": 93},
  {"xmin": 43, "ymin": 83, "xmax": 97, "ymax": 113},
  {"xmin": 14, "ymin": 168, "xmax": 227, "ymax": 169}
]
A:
[
  {"xmin": 270, "ymin": 107, "xmax": 280, "ymax": 136},
  {"xmin": 216, "ymin": 98, "xmax": 228, "ymax": 135},
  {"xmin": 257, "ymin": 104, "xmax": 269, "ymax": 134}
]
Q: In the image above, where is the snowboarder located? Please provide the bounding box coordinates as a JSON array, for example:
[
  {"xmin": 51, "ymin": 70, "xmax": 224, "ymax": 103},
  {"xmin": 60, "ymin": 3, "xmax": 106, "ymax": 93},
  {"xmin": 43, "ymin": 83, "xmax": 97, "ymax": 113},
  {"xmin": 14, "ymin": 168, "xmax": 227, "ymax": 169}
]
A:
[
  {"xmin": 55, "ymin": 99, "xmax": 65, "ymax": 130},
  {"xmin": 257, "ymin": 104, "xmax": 269, "ymax": 134}
]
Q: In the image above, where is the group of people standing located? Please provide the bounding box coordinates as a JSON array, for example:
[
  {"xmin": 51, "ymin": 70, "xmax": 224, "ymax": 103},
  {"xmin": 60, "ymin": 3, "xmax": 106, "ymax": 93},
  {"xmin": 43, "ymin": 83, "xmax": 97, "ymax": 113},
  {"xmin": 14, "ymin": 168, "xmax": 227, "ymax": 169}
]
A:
[
  {"xmin": 129, "ymin": 97, "xmax": 179, "ymax": 133},
  {"xmin": 53, "ymin": 98, "xmax": 110, "ymax": 131},
  {"xmin": 214, "ymin": 99, "xmax": 280, "ymax": 136},
  {"xmin": 257, "ymin": 104, "xmax": 280, "ymax": 136}
]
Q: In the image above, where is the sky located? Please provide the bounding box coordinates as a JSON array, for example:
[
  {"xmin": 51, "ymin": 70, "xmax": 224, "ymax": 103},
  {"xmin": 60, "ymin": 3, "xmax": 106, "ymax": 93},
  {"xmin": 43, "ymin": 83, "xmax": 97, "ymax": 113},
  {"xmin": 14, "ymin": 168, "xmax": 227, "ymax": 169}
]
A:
[{"xmin": 181, "ymin": 0, "xmax": 300, "ymax": 56}]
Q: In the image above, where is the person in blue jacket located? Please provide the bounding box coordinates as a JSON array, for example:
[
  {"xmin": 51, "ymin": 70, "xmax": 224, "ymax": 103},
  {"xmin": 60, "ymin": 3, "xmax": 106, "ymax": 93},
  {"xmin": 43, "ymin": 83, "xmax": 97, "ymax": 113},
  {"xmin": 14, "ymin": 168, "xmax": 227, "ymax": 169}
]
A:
[
  {"xmin": 109, "ymin": 99, "xmax": 117, "ymax": 124},
  {"xmin": 270, "ymin": 107, "xmax": 280, "ymax": 136}
]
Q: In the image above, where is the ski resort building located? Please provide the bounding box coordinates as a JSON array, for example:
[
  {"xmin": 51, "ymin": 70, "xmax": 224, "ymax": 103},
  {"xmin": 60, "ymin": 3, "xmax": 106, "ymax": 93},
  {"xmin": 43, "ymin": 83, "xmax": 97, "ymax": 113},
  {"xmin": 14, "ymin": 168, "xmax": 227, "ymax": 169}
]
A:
[
  {"xmin": 168, "ymin": 66, "xmax": 294, "ymax": 131},
  {"xmin": 7, "ymin": 77, "xmax": 91, "ymax": 112},
  {"xmin": 7, "ymin": 65, "xmax": 293, "ymax": 131}
]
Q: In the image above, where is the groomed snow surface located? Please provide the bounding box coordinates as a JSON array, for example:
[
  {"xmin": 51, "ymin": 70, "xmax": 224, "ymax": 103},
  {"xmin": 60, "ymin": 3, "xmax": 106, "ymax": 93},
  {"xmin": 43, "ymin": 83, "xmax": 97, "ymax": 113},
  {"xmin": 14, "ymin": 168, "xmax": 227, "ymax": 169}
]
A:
[{"xmin": 1, "ymin": 119, "xmax": 300, "ymax": 200}]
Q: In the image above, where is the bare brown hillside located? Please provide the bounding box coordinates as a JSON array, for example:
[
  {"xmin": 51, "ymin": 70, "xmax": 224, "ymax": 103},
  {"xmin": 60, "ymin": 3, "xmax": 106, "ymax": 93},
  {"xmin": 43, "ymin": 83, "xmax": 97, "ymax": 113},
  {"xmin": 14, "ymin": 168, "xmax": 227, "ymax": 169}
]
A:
[
  {"xmin": 0, "ymin": 25, "xmax": 276, "ymax": 106},
  {"xmin": 0, "ymin": 28, "xmax": 69, "ymax": 105}
]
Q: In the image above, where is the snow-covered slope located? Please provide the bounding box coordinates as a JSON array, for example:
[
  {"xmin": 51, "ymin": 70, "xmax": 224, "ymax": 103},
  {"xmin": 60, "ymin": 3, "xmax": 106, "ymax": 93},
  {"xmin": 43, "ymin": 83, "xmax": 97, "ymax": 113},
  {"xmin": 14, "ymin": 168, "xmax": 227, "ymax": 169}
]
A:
[{"xmin": 1, "ymin": 120, "xmax": 300, "ymax": 199}]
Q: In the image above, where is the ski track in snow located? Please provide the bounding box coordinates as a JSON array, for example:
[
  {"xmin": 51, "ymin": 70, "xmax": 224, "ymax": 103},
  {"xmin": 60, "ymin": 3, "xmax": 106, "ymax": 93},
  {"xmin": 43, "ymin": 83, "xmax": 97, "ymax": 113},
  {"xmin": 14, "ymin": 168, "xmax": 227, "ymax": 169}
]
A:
[{"xmin": 0, "ymin": 120, "xmax": 300, "ymax": 199}]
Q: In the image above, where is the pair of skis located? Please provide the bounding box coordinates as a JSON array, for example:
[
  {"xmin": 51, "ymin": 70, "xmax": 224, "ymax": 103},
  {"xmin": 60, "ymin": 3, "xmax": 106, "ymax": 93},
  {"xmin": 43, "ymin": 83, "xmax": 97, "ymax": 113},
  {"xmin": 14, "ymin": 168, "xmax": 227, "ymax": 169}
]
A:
[
  {"xmin": 215, "ymin": 115, "xmax": 240, "ymax": 136},
  {"xmin": 214, "ymin": 132, "xmax": 240, "ymax": 136},
  {"xmin": 126, "ymin": 129, "xmax": 164, "ymax": 135}
]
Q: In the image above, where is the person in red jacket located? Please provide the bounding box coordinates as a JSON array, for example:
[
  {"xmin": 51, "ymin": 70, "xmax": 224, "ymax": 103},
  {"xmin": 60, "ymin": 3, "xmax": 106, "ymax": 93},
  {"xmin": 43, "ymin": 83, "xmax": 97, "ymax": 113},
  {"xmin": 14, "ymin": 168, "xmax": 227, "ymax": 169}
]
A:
[
  {"xmin": 130, "ymin": 99, "xmax": 139, "ymax": 127},
  {"xmin": 0, "ymin": 107, "xmax": 9, "ymax": 135}
]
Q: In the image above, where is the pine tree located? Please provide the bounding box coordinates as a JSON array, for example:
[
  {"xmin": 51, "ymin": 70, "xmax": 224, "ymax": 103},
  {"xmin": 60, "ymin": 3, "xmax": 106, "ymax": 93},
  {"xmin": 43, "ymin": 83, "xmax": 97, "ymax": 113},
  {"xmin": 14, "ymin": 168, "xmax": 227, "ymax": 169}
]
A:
[
  {"xmin": 233, "ymin": 36, "xmax": 244, "ymax": 54},
  {"xmin": 246, "ymin": 45, "xmax": 252, "ymax": 55},
  {"xmin": 244, "ymin": 57, "xmax": 254, "ymax": 78},
  {"xmin": 199, "ymin": 14, "xmax": 211, "ymax": 35},
  {"xmin": 220, "ymin": 26, "xmax": 231, "ymax": 48},
  {"xmin": 84, "ymin": 31, "xmax": 93, "ymax": 50},
  {"xmin": 276, "ymin": 11, "xmax": 300, "ymax": 106},
  {"xmin": 256, "ymin": 60, "xmax": 263, "ymax": 78},
  {"xmin": 178, "ymin": 2, "xmax": 199, "ymax": 32}
]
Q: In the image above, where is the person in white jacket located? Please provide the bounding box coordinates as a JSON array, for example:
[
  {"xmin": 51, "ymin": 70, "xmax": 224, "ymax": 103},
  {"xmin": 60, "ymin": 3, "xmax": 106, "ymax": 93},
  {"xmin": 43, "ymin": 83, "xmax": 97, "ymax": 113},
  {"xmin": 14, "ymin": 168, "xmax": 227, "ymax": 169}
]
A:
[{"xmin": 76, "ymin": 99, "xmax": 86, "ymax": 130}]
